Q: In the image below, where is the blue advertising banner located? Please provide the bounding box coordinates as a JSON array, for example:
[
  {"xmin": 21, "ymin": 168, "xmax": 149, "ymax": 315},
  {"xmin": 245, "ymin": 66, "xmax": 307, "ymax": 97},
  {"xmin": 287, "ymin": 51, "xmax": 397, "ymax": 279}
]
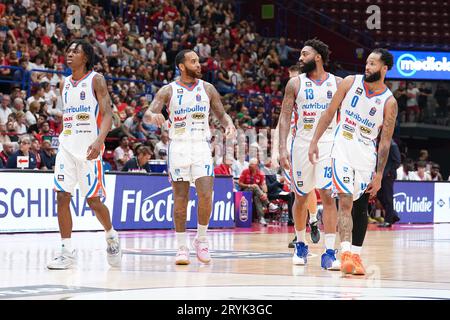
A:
[
  {"xmin": 387, "ymin": 51, "xmax": 450, "ymax": 80},
  {"xmin": 112, "ymin": 175, "xmax": 235, "ymax": 229},
  {"xmin": 393, "ymin": 182, "xmax": 434, "ymax": 223}
]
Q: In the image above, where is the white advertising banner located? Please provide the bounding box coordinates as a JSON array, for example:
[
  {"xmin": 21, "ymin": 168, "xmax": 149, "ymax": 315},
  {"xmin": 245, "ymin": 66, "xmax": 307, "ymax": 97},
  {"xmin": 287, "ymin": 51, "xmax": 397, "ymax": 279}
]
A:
[
  {"xmin": 0, "ymin": 172, "xmax": 116, "ymax": 233},
  {"xmin": 434, "ymin": 182, "xmax": 450, "ymax": 223}
]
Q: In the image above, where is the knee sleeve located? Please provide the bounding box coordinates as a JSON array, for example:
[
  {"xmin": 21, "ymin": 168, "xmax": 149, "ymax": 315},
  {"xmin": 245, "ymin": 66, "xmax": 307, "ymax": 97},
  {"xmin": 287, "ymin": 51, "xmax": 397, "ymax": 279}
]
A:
[{"xmin": 352, "ymin": 193, "xmax": 370, "ymax": 247}]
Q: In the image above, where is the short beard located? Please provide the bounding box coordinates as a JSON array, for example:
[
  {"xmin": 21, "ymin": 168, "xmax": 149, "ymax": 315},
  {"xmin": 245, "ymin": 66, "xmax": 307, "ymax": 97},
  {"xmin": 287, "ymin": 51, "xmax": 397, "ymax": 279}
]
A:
[
  {"xmin": 364, "ymin": 71, "xmax": 381, "ymax": 83},
  {"xmin": 186, "ymin": 68, "xmax": 201, "ymax": 79},
  {"xmin": 300, "ymin": 59, "xmax": 317, "ymax": 74}
]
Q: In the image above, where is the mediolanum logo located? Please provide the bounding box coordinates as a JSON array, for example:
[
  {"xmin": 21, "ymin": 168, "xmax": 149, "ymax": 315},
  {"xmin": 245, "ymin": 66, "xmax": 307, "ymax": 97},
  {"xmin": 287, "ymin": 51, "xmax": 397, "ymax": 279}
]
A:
[
  {"xmin": 76, "ymin": 113, "xmax": 90, "ymax": 121},
  {"xmin": 397, "ymin": 53, "xmax": 450, "ymax": 77}
]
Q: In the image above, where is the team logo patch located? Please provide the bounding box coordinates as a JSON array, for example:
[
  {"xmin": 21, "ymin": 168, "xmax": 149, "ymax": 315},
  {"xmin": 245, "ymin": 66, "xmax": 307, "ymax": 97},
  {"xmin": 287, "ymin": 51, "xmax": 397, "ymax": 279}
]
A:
[
  {"xmin": 57, "ymin": 175, "xmax": 64, "ymax": 181},
  {"xmin": 196, "ymin": 94, "xmax": 201, "ymax": 102},
  {"xmin": 343, "ymin": 131, "xmax": 353, "ymax": 140},
  {"xmin": 369, "ymin": 107, "xmax": 377, "ymax": 116},
  {"xmin": 177, "ymin": 88, "xmax": 183, "ymax": 94},
  {"xmin": 80, "ymin": 91, "xmax": 86, "ymax": 100},
  {"xmin": 356, "ymin": 88, "xmax": 363, "ymax": 95},
  {"xmin": 192, "ymin": 112, "xmax": 205, "ymax": 120},
  {"xmin": 305, "ymin": 82, "xmax": 312, "ymax": 87},
  {"xmin": 360, "ymin": 126, "xmax": 372, "ymax": 135},
  {"xmin": 375, "ymin": 98, "xmax": 382, "ymax": 105},
  {"xmin": 327, "ymin": 91, "xmax": 333, "ymax": 99},
  {"xmin": 343, "ymin": 177, "xmax": 350, "ymax": 183},
  {"xmin": 343, "ymin": 124, "xmax": 355, "ymax": 133},
  {"xmin": 297, "ymin": 171, "xmax": 302, "ymax": 177},
  {"xmin": 76, "ymin": 113, "xmax": 90, "ymax": 121}
]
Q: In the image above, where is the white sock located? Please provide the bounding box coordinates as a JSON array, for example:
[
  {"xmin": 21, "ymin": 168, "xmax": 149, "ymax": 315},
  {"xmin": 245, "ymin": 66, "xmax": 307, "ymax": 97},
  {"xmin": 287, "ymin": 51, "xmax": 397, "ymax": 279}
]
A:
[
  {"xmin": 176, "ymin": 232, "xmax": 187, "ymax": 248},
  {"xmin": 61, "ymin": 238, "xmax": 72, "ymax": 253},
  {"xmin": 196, "ymin": 224, "xmax": 208, "ymax": 241},
  {"xmin": 352, "ymin": 245, "xmax": 362, "ymax": 255},
  {"xmin": 295, "ymin": 228, "xmax": 306, "ymax": 243},
  {"xmin": 341, "ymin": 241, "xmax": 351, "ymax": 253},
  {"xmin": 105, "ymin": 228, "xmax": 118, "ymax": 239},
  {"xmin": 324, "ymin": 233, "xmax": 336, "ymax": 251},
  {"xmin": 309, "ymin": 212, "xmax": 318, "ymax": 224}
]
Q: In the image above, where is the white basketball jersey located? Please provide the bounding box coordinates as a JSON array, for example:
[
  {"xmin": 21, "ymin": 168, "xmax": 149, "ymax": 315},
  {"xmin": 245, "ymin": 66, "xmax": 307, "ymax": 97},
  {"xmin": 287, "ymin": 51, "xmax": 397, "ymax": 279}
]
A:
[
  {"xmin": 331, "ymin": 75, "xmax": 393, "ymax": 171},
  {"xmin": 292, "ymin": 73, "xmax": 338, "ymax": 144},
  {"xmin": 59, "ymin": 70, "xmax": 102, "ymax": 159},
  {"xmin": 167, "ymin": 79, "xmax": 211, "ymax": 142}
]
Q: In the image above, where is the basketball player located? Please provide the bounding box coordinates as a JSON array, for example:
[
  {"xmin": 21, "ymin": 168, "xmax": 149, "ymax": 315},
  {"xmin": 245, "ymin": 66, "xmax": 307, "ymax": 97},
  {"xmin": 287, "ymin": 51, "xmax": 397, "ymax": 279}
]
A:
[
  {"xmin": 279, "ymin": 39, "xmax": 341, "ymax": 270},
  {"xmin": 47, "ymin": 40, "xmax": 121, "ymax": 269},
  {"xmin": 144, "ymin": 50, "xmax": 236, "ymax": 265},
  {"xmin": 309, "ymin": 48, "xmax": 397, "ymax": 275},
  {"xmin": 272, "ymin": 65, "xmax": 320, "ymax": 248}
]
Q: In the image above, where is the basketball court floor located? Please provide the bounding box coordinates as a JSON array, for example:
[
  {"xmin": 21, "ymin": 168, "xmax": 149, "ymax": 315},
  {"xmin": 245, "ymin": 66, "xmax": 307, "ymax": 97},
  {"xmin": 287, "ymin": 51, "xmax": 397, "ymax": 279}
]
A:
[{"xmin": 1, "ymin": 223, "xmax": 449, "ymax": 300}]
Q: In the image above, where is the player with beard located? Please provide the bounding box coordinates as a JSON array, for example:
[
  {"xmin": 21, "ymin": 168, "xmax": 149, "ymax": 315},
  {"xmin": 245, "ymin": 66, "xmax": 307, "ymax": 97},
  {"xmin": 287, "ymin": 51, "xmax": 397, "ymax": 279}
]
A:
[
  {"xmin": 144, "ymin": 50, "xmax": 236, "ymax": 265},
  {"xmin": 309, "ymin": 48, "xmax": 398, "ymax": 275},
  {"xmin": 279, "ymin": 39, "xmax": 342, "ymax": 270}
]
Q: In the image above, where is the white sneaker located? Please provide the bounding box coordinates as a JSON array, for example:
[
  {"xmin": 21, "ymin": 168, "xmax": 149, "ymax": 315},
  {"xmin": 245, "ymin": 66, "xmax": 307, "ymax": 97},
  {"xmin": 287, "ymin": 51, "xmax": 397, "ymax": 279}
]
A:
[
  {"xmin": 259, "ymin": 217, "xmax": 268, "ymax": 226},
  {"xmin": 47, "ymin": 249, "xmax": 77, "ymax": 270},
  {"xmin": 175, "ymin": 246, "xmax": 190, "ymax": 265},
  {"xmin": 328, "ymin": 259, "xmax": 341, "ymax": 271},
  {"xmin": 268, "ymin": 203, "xmax": 278, "ymax": 212},
  {"xmin": 106, "ymin": 236, "xmax": 122, "ymax": 267},
  {"xmin": 192, "ymin": 237, "xmax": 211, "ymax": 264}
]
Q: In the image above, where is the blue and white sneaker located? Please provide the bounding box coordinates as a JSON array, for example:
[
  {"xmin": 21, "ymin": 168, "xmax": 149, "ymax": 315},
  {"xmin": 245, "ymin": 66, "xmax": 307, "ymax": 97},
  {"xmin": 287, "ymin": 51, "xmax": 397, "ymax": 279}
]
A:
[
  {"xmin": 292, "ymin": 242, "xmax": 308, "ymax": 265},
  {"xmin": 321, "ymin": 249, "xmax": 341, "ymax": 270}
]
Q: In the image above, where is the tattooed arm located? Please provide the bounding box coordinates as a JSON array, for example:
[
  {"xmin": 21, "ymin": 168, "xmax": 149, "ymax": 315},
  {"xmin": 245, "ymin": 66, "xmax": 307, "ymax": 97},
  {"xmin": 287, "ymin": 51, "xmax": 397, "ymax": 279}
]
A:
[
  {"xmin": 87, "ymin": 74, "xmax": 113, "ymax": 160},
  {"xmin": 278, "ymin": 77, "xmax": 299, "ymax": 170},
  {"xmin": 143, "ymin": 85, "xmax": 172, "ymax": 126},
  {"xmin": 366, "ymin": 96, "xmax": 398, "ymax": 197},
  {"xmin": 205, "ymin": 82, "xmax": 236, "ymax": 139}
]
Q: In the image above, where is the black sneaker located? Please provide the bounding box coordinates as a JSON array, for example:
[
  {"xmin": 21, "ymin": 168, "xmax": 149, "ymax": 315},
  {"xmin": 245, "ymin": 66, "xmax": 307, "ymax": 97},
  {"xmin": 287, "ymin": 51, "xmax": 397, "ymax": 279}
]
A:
[
  {"xmin": 310, "ymin": 220, "xmax": 320, "ymax": 243},
  {"xmin": 288, "ymin": 235, "xmax": 297, "ymax": 248}
]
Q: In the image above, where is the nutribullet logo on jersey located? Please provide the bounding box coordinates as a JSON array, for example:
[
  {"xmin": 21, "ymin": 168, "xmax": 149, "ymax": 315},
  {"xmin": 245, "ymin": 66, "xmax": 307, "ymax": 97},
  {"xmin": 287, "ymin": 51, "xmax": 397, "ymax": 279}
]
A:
[
  {"xmin": 63, "ymin": 105, "xmax": 91, "ymax": 114},
  {"xmin": 301, "ymin": 102, "xmax": 328, "ymax": 110},
  {"xmin": 174, "ymin": 105, "xmax": 206, "ymax": 115},
  {"xmin": 344, "ymin": 110, "xmax": 375, "ymax": 128}
]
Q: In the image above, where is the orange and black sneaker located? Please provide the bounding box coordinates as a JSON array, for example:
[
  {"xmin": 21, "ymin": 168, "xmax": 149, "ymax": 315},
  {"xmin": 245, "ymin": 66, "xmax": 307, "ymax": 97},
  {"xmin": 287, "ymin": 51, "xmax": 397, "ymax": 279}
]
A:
[
  {"xmin": 340, "ymin": 251, "xmax": 354, "ymax": 275},
  {"xmin": 351, "ymin": 253, "xmax": 366, "ymax": 275}
]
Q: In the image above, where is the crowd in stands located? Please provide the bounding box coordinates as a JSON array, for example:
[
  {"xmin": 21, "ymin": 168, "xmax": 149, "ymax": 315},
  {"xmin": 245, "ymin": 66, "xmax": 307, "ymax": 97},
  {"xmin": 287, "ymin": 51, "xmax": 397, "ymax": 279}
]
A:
[{"xmin": 0, "ymin": 0, "xmax": 448, "ymax": 225}]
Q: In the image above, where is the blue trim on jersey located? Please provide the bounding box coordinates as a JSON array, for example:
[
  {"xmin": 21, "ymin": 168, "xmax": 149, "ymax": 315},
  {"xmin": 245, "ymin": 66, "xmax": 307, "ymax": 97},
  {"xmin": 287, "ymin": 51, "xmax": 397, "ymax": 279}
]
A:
[
  {"xmin": 85, "ymin": 164, "xmax": 99, "ymax": 198},
  {"xmin": 54, "ymin": 177, "xmax": 65, "ymax": 192},
  {"xmin": 321, "ymin": 181, "xmax": 332, "ymax": 190},
  {"xmin": 95, "ymin": 103, "xmax": 99, "ymax": 134},
  {"xmin": 306, "ymin": 73, "xmax": 330, "ymax": 86},
  {"xmin": 332, "ymin": 159, "xmax": 352, "ymax": 194},
  {"xmin": 283, "ymin": 167, "xmax": 291, "ymax": 184}
]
